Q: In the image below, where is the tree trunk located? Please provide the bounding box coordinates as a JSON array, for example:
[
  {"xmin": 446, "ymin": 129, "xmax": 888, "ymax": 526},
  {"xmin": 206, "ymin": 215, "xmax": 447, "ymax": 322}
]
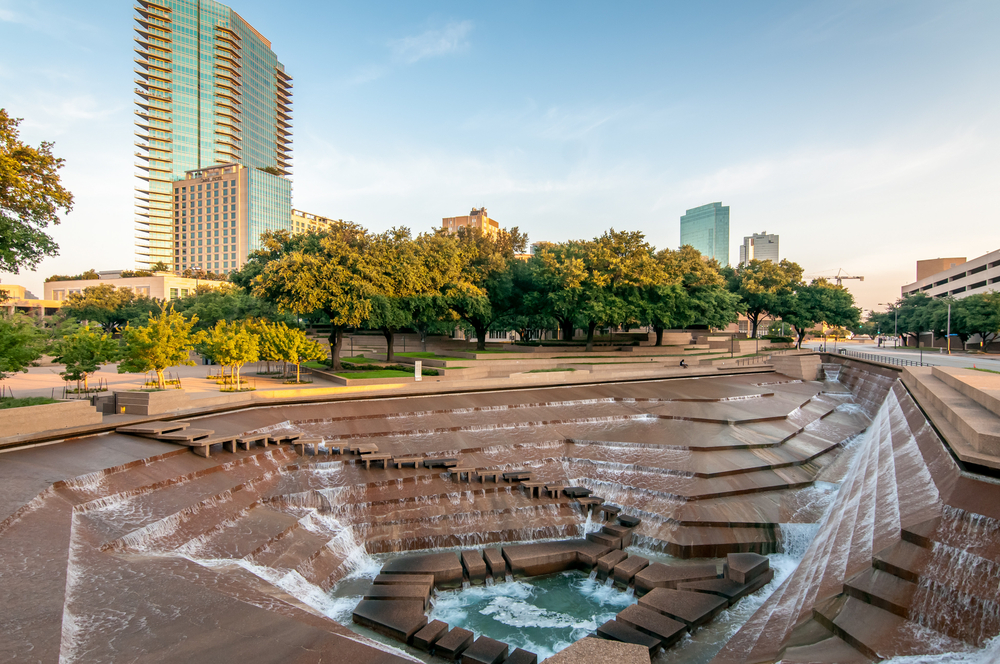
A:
[
  {"xmin": 560, "ymin": 319, "xmax": 575, "ymax": 342},
  {"xmin": 474, "ymin": 323, "xmax": 488, "ymax": 351},
  {"xmin": 796, "ymin": 327, "xmax": 806, "ymax": 349},
  {"xmin": 748, "ymin": 312, "xmax": 760, "ymax": 339},
  {"xmin": 383, "ymin": 328, "xmax": 395, "ymax": 362},
  {"xmin": 296, "ymin": 362, "xmax": 301, "ymax": 383},
  {"xmin": 585, "ymin": 321, "xmax": 597, "ymax": 352},
  {"xmin": 84, "ymin": 374, "xmax": 89, "ymax": 392},
  {"xmin": 654, "ymin": 326, "xmax": 664, "ymax": 347},
  {"xmin": 329, "ymin": 327, "xmax": 345, "ymax": 370},
  {"xmin": 156, "ymin": 368, "xmax": 166, "ymax": 390}
]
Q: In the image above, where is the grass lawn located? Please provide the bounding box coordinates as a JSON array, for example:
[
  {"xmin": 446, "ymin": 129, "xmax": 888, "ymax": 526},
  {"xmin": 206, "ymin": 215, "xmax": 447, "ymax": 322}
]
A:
[
  {"xmin": 973, "ymin": 367, "xmax": 1000, "ymax": 374},
  {"xmin": 466, "ymin": 349, "xmax": 512, "ymax": 354},
  {"xmin": 394, "ymin": 352, "xmax": 467, "ymax": 361},
  {"xmin": 526, "ymin": 367, "xmax": 576, "ymax": 373},
  {"xmin": 334, "ymin": 370, "xmax": 414, "ymax": 379},
  {"xmin": 0, "ymin": 396, "xmax": 60, "ymax": 409}
]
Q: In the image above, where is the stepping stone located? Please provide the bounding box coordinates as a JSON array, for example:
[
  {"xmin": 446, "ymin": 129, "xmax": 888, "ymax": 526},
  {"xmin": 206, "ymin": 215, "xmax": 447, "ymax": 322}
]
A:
[
  {"xmin": 461, "ymin": 636, "xmax": 508, "ymax": 664},
  {"xmin": 484, "ymin": 548, "xmax": 507, "ymax": 579},
  {"xmin": 638, "ymin": 588, "xmax": 728, "ymax": 630},
  {"xmin": 373, "ymin": 573, "xmax": 435, "ymax": 592},
  {"xmin": 461, "ymin": 550, "xmax": 488, "ymax": 583},
  {"xmin": 381, "ymin": 552, "xmax": 464, "ymax": 587},
  {"xmin": 596, "ymin": 619, "xmax": 662, "ymax": 655},
  {"xmin": 618, "ymin": 514, "xmax": 641, "ymax": 528},
  {"xmin": 117, "ymin": 421, "xmax": 189, "ymax": 436},
  {"xmin": 549, "ymin": 637, "xmax": 652, "ymax": 663},
  {"xmin": 352, "ymin": 599, "xmax": 427, "ymax": 642},
  {"xmin": 602, "ymin": 523, "xmax": 633, "ymax": 547},
  {"xmin": 435, "ymin": 627, "xmax": 475, "ymax": 660},
  {"xmin": 362, "ymin": 584, "xmax": 430, "ymax": 609},
  {"xmin": 597, "ymin": 504, "xmax": 621, "ymax": 520},
  {"xmin": 502, "ymin": 540, "xmax": 611, "ymax": 576},
  {"xmin": 564, "ymin": 486, "xmax": 592, "ymax": 498},
  {"xmin": 615, "ymin": 604, "xmax": 688, "ymax": 648},
  {"xmin": 502, "ymin": 470, "xmax": 532, "ymax": 481},
  {"xmin": 613, "ymin": 555, "xmax": 649, "ymax": 586},
  {"xmin": 597, "ymin": 550, "xmax": 628, "ymax": 577},
  {"xmin": 505, "ymin": 648, "xmax": 538, "ymax": 664},
  {"xmin": 634, "ymin": 562, "xmax": 719, "ymax": 593},
  {"xmin": 587, "ymin": 531, "xmax": 621, "ymax": 549},
  {"xmin": 413, "ymin": 619, "xmax": 448, "ymax": 651},
  {"xmin": 725, "ymin": 552, "xmax": 770, "ymax": 584},
  {"xmin": 423, "ymin": 457, "xmax": 458, "ymax": 468},
  {"xmin": 158, "ymin": 428, "xmax": 214, "ymax": 442},
  {"xmin": 677, "ymin": 568, "xmax": 774, "ymax": 606}
]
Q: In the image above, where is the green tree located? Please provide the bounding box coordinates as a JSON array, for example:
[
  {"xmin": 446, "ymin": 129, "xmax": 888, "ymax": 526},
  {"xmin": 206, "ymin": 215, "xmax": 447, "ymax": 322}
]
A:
[
  {"xmin": 895, "ymin": 293, "xmax": 933, "ymax": 347},
  {"xmin": 172, "ymin": 285, "xmax": 298, "ymax": 332},
  {"xmin": 526, "ymin": 240, "xmax": 587, "ymax": 342},
  {"xmin": 777, "ymin": 279, "xmax": 860, "ymax": 349},
  {"xmin": 645, "ymin": 246, "xmax": 738, "ymax": 344},
  {"xmin": 443, "ymin": 226, "xmax": 528, "ymax": 351},
  {"xmin": 724, "ymin": 258, "xmax": 804, "ymax": 338},
  {"xmin": 202, "ymin": 320, "xmax": 259, "ymax": 390},
  {"xmin": 960, "ymin": 292, "xmax": 1000, "ymax": 351},
  {"xmin": 365, "ymin": 228, "xmax": 427, "ymax": 361},
  {"xmin": 249, "ymin": 224, "xmax": 374, "ymax": 370},
  {"xmin": 52, "ymin": 324, "xmax": 119, "ymax": 391},
  {"xmin": 0, "ymin": 313, "xmax": 47, "ymax": 381},
  {"xmin": 61, "ymin": 283, "xmax": 160, "ymax": 334},
  {"xmin": 0, "ymin": 109, "xmax": 74, "ymax": 273},
  {"xmin": 118, "ymin": 306, "xmax": 206, "ymax": 389},
  {"xmin": 272, "ymin": 323, "xmax": 326, "ymax": 382}
]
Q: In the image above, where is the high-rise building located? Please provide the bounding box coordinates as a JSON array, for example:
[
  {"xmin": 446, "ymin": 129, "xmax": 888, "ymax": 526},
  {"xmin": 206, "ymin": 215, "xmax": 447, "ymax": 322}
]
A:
[
  {"xmin": 291, "ymin": 209, "xmax": 337, "ymax": 234},
  {"xmin": 134, "ymin": 0, "xmax": 293, "ymax": 268},
  {"xmin": 442, "ymin": 208, "xmax": 500, "ymax": 238},
  {"xmin": 680, "ymin": 202, "xmax": 729, "ymax": 265},
  {"xmin": 738, "ymin": 231, "xmax": 779, "ymax": 266},
  {"xmin": 171, "ymin": 163, "xmax": 291, "ymax": 274}
]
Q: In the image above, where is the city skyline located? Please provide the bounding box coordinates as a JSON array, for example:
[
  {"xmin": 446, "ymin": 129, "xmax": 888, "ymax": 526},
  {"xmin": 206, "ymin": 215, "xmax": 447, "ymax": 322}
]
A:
[{"xmin": 2, "ymin": 1, "xmax": 1000, "ymax": 311}]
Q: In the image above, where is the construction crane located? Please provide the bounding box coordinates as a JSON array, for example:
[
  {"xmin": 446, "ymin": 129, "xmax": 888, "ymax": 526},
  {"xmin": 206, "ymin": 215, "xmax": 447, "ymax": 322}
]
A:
[{"xmin": 834, "ymin": 268, "xmax": 864, "ymax": 286}]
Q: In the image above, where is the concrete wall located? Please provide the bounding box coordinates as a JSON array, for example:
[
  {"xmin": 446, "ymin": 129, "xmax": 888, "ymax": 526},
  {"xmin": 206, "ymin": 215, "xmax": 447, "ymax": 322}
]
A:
[{"xmin": 0, "ymin": 400, "xmax": 102, "ymax": 437}]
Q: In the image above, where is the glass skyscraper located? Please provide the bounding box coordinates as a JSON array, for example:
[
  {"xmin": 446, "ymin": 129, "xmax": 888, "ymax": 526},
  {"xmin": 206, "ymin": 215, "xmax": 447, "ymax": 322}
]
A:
[
  {"xmin": 680, "ymin": 202, "xmax": 730, "ymax": 266},
  {"xmin": 134, "ymin": 0, "xmax": 292, "ymax": 268}
]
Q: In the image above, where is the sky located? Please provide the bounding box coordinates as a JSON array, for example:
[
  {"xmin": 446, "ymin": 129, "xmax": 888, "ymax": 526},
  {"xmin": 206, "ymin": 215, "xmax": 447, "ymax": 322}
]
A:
[{"xmin": 1, "ymin": 0, "xmax": 999, "ymax": 313}]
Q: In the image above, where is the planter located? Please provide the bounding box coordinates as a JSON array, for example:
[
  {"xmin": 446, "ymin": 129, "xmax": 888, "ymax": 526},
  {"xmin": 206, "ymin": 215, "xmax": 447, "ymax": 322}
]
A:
[
  {"xmin": 114, "ymin": 389, "xmax": 190, "ymax": 415},
  {"xmin": 0, "ymin": 400, "xmax": 102, "ymax": 438}
]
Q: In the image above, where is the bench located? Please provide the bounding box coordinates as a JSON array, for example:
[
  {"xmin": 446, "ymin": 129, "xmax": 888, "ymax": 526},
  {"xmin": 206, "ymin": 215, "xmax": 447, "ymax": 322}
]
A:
[
  {"xmin": 503, "ymin": 470, "xmax": 533, "ymax": 482},
  {"xmin": 236, "ymin": 433, "xmax": 268, "ymax": 450},
  {"xmin": 597, "ymin": 504, "xmax": 621, "ymax": 520},
  {"xmin": 348, "ymin": 443, "xmax": 379, "ymax": 454},
  {"xmin": 157, "ymin": 428, "xmax": 214, "ymax": 442},
  {"xmin": 477, "ymin": 469, "xmax": 503, "ymax": 483},
  {"xmin": 423, "ymin": 458, "xmax": 458, "ymax": 468},
  {"xmin": 116, "ymin": 421, "xmax": 189, "ymax": 436},
  {"xmin": 269, "ymin": 432, "xmax": 301, "ymax": 445},
  {"xmin": 577, "ymin": 496, "xmax": 605, "ymax": 512},
  {"xmin": 520, "ymin": 481, "xmax": 547, "ymax": 498},
  {"xmin": 563, "ymin": 486, "xmax": 592, "ymax": 498},
  {"xmin": 360, "ymin": 453, "xmax": 393, "ymax": 469},
  {"xmin": 451, "ymin": 467, "xmax": 477, "ymax": 482},
  {"xmin": 392, "ymin": 457, "xmax": 423, "ymax": 469},
  {"xmin": 544, "ymin": 484, "xmax": 567, "ymax": 498},
  {"xmin": 292, "ymin": 437, "xmax": 325, "ymax": 456}
]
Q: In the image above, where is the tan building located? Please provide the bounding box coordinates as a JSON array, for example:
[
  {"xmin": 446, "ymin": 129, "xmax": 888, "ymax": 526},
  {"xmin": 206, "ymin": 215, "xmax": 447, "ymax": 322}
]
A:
[
  {"xmin": 44, "ymin": 271, "xmax": 226, "ymax": 303},
  {"xmin": 0, "ymin": 284, "xmax": 62, "ymax": 318},
  {"xmin": 442, "ymin": 207, "xmax": 500, "ymax": 238},
  {"xmin": 916, "ymin": 257, "xmax": 966, "ymax": 281},
  {"xmin": 291, "ymin": 209, "xmax": 337, "ymax": 234},
  {"xmin": 171, "ymin": 163, "xmax": 291, "ymax": 276}
]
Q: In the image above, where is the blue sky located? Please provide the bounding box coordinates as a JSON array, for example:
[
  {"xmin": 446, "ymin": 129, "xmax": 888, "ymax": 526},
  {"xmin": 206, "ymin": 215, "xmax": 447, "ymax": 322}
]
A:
[{"xmin": 2, "ymin": 0, "xmax": 999, "ymax": 312}]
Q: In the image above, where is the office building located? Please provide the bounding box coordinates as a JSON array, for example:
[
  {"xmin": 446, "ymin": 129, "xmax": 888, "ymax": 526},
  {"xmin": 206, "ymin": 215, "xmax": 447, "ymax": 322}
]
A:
[
  {"xmin": 442, "ymin": 207, "xmax": 500, "ymax": 238},
  {"xmin": 44, "ymin": 271, "xmax": 225, "ymax": 303},
  {"xmin": 291, "ymin": 209, "xmax": 337, "ymax": 234},
  {"xmin": 171, "ymin": 163, "xmax": 291, "ymax": 274},
  {"xmin": 134, "ymin": 0, "xmax": 293, "ymax": 268},
  {"xmin": 916, "ymin": 257, "xmax": 966, "ymax": 281},
  {"xmin": 680, "ymin": 202, "xmax": 730, "ymax": 265},
  {"xmin": 902, "ymin": 249, "xmax": 1000, "ymax": 300},
  {"xmin": 739, "ymin": 231, "xmax": 779, "ymax": 266}
]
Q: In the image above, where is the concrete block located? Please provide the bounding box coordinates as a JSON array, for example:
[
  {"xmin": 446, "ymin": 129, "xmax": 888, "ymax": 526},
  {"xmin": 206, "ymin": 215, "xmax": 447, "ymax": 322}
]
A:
[
  {"xmin": 461, "ymin": 550, "xmax": 488, "ymax": 584},
  {"xmin": 633, "ymin": 562, "xmax": 719, "ymax": 594},
  {"xmin": 461, "ymin": 636, "xmax": 508, "ymax": 664},
  {"xmin": 615, "ymin": 604, "xmax": 687, "ymax": 648},
  {"xmin": 413, "ymin": 620, "xmax": 448, "ymax": 652},
  {"xmin": 435, "ymin": 627, "xmax": 474, "ymax": 660},
  {"xmin": 595, "ymin": 620, "xmax": 661, "ymax": 656},
  {"xmin": 613, "ymin": 555, "xmax": 649, "ymax": 586},
  {"xmin": 725, "ymin": 552, "xmax": 769, "ymax": 584},
  {"xmin": 352, "ymin": 599, "xmax": 427, "ymax": 642},
  {"xmin": 381, "ymin": 552, "xmax": 463, "ymax": 588},
  {"xmin": 638, "ymin": 588, "xmax": 727, "ymax": 630}
]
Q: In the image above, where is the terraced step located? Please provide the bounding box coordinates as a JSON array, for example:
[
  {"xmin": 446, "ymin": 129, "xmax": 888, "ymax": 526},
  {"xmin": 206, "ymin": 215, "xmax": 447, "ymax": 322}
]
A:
[
  {"xmin": 843, "ymin": 567, "xmax": 915, "ymax": 617},
  {"xmin": 179, "ymin": 505, "xmax": 300, "ymax": 559},
  {"xmin": 249, "ymin": 523, "xmax": 331, "ymax": 570}
]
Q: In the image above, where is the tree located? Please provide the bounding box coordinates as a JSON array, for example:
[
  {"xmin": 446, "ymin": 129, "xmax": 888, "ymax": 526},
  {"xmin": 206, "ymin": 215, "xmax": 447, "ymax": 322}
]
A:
[
  {"xmin": 724, "ymin": 259, "xmax": 804, "ymax": 338},
  {"xmin": 250, "ymin": 224, "xmax": 374, "ymax": 370},
  {"xmin": 118, "ymin": 306, "xmax": 206, "ymax": 389},
  {"xmin": 527, "ymin": 240, "xmax": 587, "ymax": 342},
  {"xmin": 365, "ymin": 228, "xmax": 426, "ymax": 361},
  {"xmin": 0, "ymin": 313, "xmax": 47, "ymax": 381},
  {"xmin": 443, "ymin": 226, "xmax": 528, "ymax": 351},
  {"xmin": 644, "ymin": 246, "xmax": 738, "ymax": 344},
  {"xmin": 0, "ymin": 109, "xmax": 74, "ymax": 273},
  {"xmin": 960, "ymin": 292, "xmax": 1000, "ymax": 352},
  {"xmin": 52, "ymin": 324, "xmax": 119, "ymax": 391},
  {"xmin": 202, "ymin": 320, "xmax": 258, "ymax": 390},
  {"xmin": 61, "ymin": 284, "xmax": 160, "ymax": 334},
  {"xmin": 171, "ymin": 285, "xmax": 298, "ymax": 332},
  {"xmin": 271, "ymin": 323, "xmax": 326, "ymax": 382},
  {"xmin": 777, "ymin": 279, "xmax": 860, "ymax": 348},
  {"xmin": 895, "ymin": 293, "xmax": 933, "ymax": 347}
]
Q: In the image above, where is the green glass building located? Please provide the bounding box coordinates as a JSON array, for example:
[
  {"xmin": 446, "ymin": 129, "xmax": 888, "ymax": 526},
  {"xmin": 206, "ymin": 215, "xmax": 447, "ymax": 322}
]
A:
[
  {"xmin": 680, "ymin": 202, "xmax": 730, "ymax": 266},
  {"xmin": 134, "ymin": 0, "xmax": 292, "ymax": 269}
]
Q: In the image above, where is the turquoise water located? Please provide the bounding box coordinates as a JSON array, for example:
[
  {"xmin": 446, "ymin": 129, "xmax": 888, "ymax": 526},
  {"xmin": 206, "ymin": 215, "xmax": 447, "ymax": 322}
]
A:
[{"xmin": 429, "ymin": 572, "xmax": 636, "ymax": 660}]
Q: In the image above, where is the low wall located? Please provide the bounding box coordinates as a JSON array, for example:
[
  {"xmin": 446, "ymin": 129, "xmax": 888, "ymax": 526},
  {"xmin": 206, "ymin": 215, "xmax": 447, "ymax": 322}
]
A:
[
  {"xmin": 770, "ymin": 354, "xmax": 822, "ymax": 380},
  {"xmin": 0, "ymin": 400, "xmax": 102, "ymax": 437}
]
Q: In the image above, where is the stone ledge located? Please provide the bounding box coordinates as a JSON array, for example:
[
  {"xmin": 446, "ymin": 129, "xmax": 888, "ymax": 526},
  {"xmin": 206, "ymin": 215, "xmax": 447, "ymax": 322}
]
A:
[{"xmin": 0, "ymin": 399, "xmax": 102, "ymax": 437}]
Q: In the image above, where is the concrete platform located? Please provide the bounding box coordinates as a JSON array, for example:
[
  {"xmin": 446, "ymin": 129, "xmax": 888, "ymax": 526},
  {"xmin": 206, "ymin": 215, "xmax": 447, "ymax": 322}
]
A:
[
  {"xmin": 484, "ymin": 548, "xmax": 507, "ymax": 579},
  {"xmin": 505, "ymin": 648, "xmax": 538, "ymax": 664},
  {"xmin": 351, "ymin": 598, "xmax": 428, "ymax": 642},
  {"xmin": 380, "ymin": 552, "xmax": 464, "ymax": 587},
  {"xmin": 595, "ymin": 621, "xmax": 661, "ymax": 656},
  {"xmin": 434, "ymin": 627, "xmax": 475, "ymax": 659},
  {"xmin": 548, "ymin": 637, "xmax": 651, "ymax": 663},
  {"xmin": 615, "ymin": 604, "xmax": 687, "ymax": 647},
  {"xmin": 362, "ymin": 584, "xmax": 430, "ymax": 608},
  {"xmin": 638, "ymin": 588, "xmax": 728, "ymax": 629},
  {"xmin": 725, "ymin": 552, "xmax": 770, "ymax": 584},
  {"xmin": 412, "ymin": 619, "xmax": 448, "ymax": 652},
  {"xmin": 461, "ymin": 636, "xmax": 508, "ymax": 664},
  {"xmin": 633, "ymin": 562, "xmax": 719, "ymax": 593},
  {"xmin": 677, "ymin": 568, "xmax": 774, "ymax": 606},
  {"xmin": 461, "ymin": 549, "xmax": 488, "ymax": 583},
  {"xmin": 373, "ymin": 573, "xmax": 435, "ymax": 592},
  {"xmin": 597, "ymin": 550, "xmax": 628, "ymax": 577},
  {"xmin": 613, "ymin": 555, "xmax": 649, "ymax": 586}
]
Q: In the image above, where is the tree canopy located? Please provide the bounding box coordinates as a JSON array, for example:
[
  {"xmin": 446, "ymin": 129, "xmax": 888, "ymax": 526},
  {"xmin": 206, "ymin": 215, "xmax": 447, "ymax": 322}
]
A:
[
  {"xmin": 0, "ymin": 313, "xmax": 47, "ymax": 381},
  {"xmin": 724, "ymin": 258, "xmax": 804, "ymax": 338},
  {"xmin": 0, "ymin": 109, "xmax": 74, "ymax": 273},
  {"xmin": 118, "ymin": 306, "xmax": 205, "ymax": 389}
]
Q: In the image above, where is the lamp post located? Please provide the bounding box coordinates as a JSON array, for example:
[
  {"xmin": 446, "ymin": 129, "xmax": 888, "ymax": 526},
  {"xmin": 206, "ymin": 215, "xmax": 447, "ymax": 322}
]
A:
[{"xmin": 947, "ymin": 303, "xmax": 952, "ymax": 355}]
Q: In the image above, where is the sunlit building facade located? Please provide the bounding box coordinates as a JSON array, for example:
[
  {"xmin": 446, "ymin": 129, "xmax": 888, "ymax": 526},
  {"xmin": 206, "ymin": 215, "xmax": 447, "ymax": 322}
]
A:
[
  {"xmin": 134, "ymin": 0, "xmax": 292, "ymax": 268},
  {"xmin": 680, "ymin": 202, "xmax": 730, "ymax": 266}
]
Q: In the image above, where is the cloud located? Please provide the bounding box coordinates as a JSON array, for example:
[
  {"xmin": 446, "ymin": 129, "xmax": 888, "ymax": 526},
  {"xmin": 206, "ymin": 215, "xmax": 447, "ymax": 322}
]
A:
[{"xmin": 389, "ymin": 20, "xmax": 473, "ymax": 64}]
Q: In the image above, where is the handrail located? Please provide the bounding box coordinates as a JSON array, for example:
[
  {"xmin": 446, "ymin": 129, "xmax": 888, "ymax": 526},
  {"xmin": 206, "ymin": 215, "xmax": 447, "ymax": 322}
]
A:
[{"xmin": 838, "ymin": 348, "xmax": 925, "ymax": 367}]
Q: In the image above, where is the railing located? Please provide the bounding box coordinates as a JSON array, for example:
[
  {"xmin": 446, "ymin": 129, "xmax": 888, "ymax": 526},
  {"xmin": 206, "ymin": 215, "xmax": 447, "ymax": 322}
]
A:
[
  {"xmin": 736, "ymin": 355, "xmax": 770, "ymax": 366},
  {"xmin": 838, "ymin": 349, "xmax": 926, "ymax": 367}
]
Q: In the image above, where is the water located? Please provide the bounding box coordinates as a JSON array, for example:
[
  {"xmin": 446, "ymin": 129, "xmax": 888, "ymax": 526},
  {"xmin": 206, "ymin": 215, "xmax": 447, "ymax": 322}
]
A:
[{"xmin": 428, "ymin": 571, "xmax": 636, "ymax": 661}]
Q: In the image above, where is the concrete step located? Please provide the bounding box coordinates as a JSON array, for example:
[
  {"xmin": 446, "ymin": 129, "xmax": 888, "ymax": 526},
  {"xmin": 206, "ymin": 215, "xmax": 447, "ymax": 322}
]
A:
[
  {"xmin": 248, "ymin": 523, "xmax": 330, "ymax": 571},
  {"xmin": 843, "ymin": 567, "xmax": 915, "ymax": 617},
  {"xmin": 181, "ymin": 505, "xmax": 301, "ymax": 559}
]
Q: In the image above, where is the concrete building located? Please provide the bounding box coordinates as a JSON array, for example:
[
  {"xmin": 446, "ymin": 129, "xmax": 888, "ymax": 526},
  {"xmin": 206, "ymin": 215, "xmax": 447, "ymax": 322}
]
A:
[
  {"xmin": 44, "ymin": 271, "xmax": 226, "ymax": 303},
  {"xmin": 442, "ymin": 207, "xmax": 500, "ymax": 238},
  {"xmin": 291, "ymin": 209, "xmax": 337, "ymax": 234},
  {"xmin": 680, "ymin": 202, "xmax": 730, "ymax": 265},
  {"xmin": 902, "ymin": 249, "xmax": 1000, "ymax": 299},
  {"xmin": 0, "ymin": 284, "xmax": 62, "ymax": 318},
  {"xmin": 916, "ymin": 257, "xmax": 966, "ymax": 281},
  {"xmin": 134, "ymin": 0, "xmax": 292, "ymax": 268},
  {"xmin": 738, "ymin": 231, "xmax": 779, "ymax": 266},
  {"xmin": 171, "ymin": 163, "xmax": 291, "ymax": 275}
]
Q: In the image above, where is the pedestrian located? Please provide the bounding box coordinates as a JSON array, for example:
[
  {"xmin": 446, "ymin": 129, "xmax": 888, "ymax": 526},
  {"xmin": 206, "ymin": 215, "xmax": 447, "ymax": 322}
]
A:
[{"xmin": 680, "ymin": 359, "xmax": 688, "ymax": 368}]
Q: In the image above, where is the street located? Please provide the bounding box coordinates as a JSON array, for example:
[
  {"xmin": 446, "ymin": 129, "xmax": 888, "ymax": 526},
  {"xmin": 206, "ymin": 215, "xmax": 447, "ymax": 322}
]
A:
[{"xmin": 802, "ymin": 341, "xmax": 1000, "ymax": 372}]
